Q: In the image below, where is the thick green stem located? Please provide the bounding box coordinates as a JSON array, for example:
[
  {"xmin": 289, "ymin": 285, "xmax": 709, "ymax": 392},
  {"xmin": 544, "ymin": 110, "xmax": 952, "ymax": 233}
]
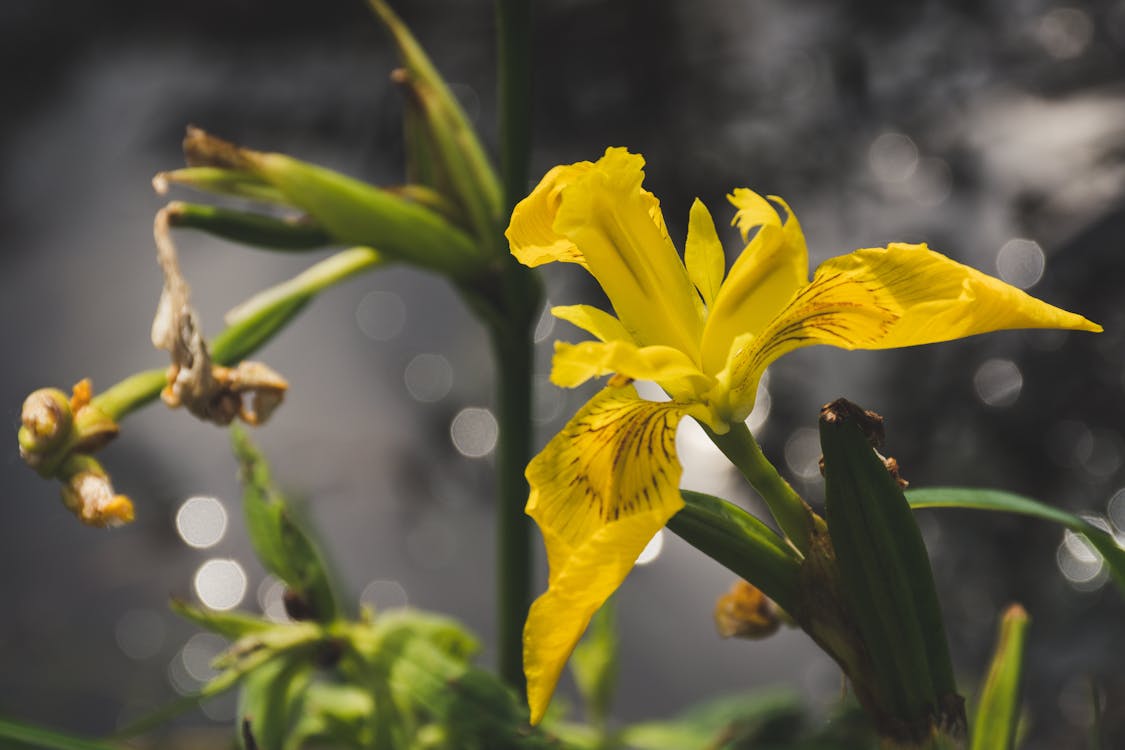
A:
[
  {"xmin": 492, "ymin": 0, "xmax": 536, "ymax": 696},
  {"xmin": 495, "ymin": 0, "xmax": 532, "ymax": 214},
  {"xmin": 490, "ymin": 314, "xmax": 535, "ymax": 695},
  {"xmin": 705, "ymin": 422, "xmax": 818, "ymax": 555}
]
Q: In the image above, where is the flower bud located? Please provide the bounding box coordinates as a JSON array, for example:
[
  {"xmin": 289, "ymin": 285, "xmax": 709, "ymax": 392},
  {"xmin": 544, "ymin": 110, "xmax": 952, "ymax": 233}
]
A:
[
  {"xmin": 59, "ymin": 455, "xmax": 134, "ymax": 527},
  {"xmin": 18, "ymin": 388, "xmax": 73, "ymax": 471}
]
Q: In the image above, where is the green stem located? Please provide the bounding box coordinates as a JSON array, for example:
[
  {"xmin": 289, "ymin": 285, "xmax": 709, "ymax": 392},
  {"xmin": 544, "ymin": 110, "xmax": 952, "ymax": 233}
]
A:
[
  {"xmin": 89, "ymin": 248, "xmax": 382, "ymax": 423},
  {"xmin": 490, "ymin": 311, "xmax": 535, "ymax": 695},
  {"xmin": 492, "ymin": 0, "xmax": 536, "ymax": 696},
  {"xmin": 706, "ymin": 422, "xmax": 817, "ymax": 555},
  {"xmin": 495, "ymin": 0, "xmax": 533, "ymax": 214}
]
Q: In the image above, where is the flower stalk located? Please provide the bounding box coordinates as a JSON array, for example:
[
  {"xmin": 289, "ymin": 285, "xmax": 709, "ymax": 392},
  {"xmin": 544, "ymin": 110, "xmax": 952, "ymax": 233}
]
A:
[{"xmin": 704, "ymin": 423, "xmax": 820, "ymax": 555}]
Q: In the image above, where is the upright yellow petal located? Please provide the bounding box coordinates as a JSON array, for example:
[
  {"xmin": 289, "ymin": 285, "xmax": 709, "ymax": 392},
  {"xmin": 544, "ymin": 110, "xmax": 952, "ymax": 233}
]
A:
[
  {"xmin": 506, "ymin": 161, "xmax": 594, "ymax": 269},
  {"xmin": 553, "ymin": 149, "xmax": 704, "ymax": 355},
  {"xmin": 700, "ymin": 191, "xmax": 810, "ymax": 374},
  {"xmin": 819, "ymin": 243, "xmax": 1102, "ymax": 348},
  {"xmin": 523, "ymin": 386, "xmax": 704, "ymax": 724},
  {"xmin": 685, "ymin": 198, "xmax": 726, "ymax": 308},
  {"xmin": 550, "ymin": 339, "xmax": 715, "ymax": 401},
  {"xmin": 551, "ymin": 304, "xmax": 633, "ymax": 343}
]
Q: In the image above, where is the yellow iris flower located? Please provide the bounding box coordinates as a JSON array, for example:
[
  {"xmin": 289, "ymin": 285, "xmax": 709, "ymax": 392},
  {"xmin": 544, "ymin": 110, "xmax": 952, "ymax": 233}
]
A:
[{"xmin": 506, "ymin": 147, "xmax": 1100, "ymax": 724}]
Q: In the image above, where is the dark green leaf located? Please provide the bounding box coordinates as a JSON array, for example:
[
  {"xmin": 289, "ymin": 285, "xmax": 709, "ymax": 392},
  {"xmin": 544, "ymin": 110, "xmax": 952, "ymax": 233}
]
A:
[
  {"xmin": 820, "ymin": 400, "xmax": 962, "ymax": 737},
  {"xmin": 669, "ymin": 491, "xmax": 801, "ymax": 616}
]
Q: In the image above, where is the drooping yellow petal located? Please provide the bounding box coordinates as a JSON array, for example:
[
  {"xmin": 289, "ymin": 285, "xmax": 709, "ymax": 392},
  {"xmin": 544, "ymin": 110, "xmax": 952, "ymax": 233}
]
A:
[
  {"xmin": 524, "ymin": 509, "xmax": 668, "ymax": 724},
  {"xmin": 700, "ymin": 191, "xmax": 810, "ymax": 374},
  {"xmin": 550, "ymin": 339, "xmax": 715, "ymax": 401},
  {"xmin": 506, "ymin": 161, "xmax": 594, "ymax": 269},
  {"xmin": 720, "ymin": 242, "xmax": 1101, "ymax": 419},
  {"xmin": 552, "ymin": 148, "xmax": 704, "ymax": 355},
  {"xmin": 685, "ymin": 198, "xmax": 726, "ymax": 308},
  {"xmin": 523, "ymin": 386, "xmax": 703, "ymax": 724},
  {"xmin": 551, "ymin": 304, "xmax": 633, "ymax": 343},
  {"xmin": 818, "ymin": 243, "xmax": 1102, "ymax": 348}
]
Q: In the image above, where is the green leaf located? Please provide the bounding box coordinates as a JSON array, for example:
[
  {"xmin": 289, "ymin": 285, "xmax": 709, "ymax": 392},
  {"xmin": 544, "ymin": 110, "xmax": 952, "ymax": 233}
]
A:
[
  {"xmin": 819, "ymin": 400, "xmax": 962, "ymax": 738},
  {"xmin": 170, "ymin": 597, "xmax": 272, "ymax": 640},
  {"xmin": 905, "ymin": 487, "xmax": 1125, "ymax": 593},
  {"xmin": 971, "ymin": 604, "xmax": 1029, "ymax": 750},
  {"xmin": 230, "ymin": 425, "xmax": 341, "ymax": 622},
  {"xmin": 620, "ymin": 690, "xmax": 805, "ymax": 750},
  {"xmin": 238, "ymin": 654, "xmax": 314, "ymax": 750},
  {"xmin": 668, "ymin": 491, "xmax": 801, "ymax": 616},
  {"xmin": 0, "ymin": 717, "xmax": 120, "ymax": 750},
  {"xmin": 569, "ymin": 598, "xmax": 618, "ymax": 727}
]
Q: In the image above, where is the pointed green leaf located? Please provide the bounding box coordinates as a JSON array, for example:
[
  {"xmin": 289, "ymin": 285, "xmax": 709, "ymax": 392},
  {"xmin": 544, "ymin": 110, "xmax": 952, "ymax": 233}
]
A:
[
  {"xmin": 905, "ymin": 487, "xmax": 1125, "ymax": 594},
  {"xmin": 971, "ymin": 604, "xmax": 1029, "ymax": 750},
  {"xmin": 0, "ymin": 717, "xmax": 119, "ymax": 750},
  {"xmin": 170, "ymin": 597, "xmax": 273, "ymax": 640},
  {"xmin": 231, "ymin": 425, "xmax": 340, "ymax": 622}
]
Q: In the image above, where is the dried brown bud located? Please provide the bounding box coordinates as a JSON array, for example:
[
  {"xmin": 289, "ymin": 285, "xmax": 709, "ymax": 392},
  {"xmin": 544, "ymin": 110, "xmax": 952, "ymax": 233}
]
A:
[
  {"xmin": 152, "ymin": 207, "xmax": 288, "ymax": 426},
  {"xmin": 714, "ymin": 579, "xmax": 783, "ymax": 640},
  {"xmin": 59, "ymin": 456, "xmax": 134, "ymax": 527}
]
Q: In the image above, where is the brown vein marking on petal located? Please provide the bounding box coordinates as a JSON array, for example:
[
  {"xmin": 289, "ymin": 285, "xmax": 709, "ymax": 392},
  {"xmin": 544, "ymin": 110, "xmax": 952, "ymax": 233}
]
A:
[
  {"xmin": 739, "ymin": 271, "xmax": 900, "ymax": 379},
  {"xmin": 534, "ymin": 392, "xmax": 683, "ymax": 547}
]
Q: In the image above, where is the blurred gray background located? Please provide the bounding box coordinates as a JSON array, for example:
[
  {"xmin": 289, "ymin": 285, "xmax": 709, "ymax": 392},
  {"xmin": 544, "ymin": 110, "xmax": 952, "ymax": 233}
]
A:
[{"xmin": 1, "ymin": 0, "xmax": 1124, "ymax": 746}]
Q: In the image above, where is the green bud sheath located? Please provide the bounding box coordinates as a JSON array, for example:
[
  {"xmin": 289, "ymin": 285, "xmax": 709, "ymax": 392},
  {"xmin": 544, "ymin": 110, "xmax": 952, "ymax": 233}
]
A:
[{"xmin": 819, "ymin": 399, "xmax": 964, "ymax": 742}]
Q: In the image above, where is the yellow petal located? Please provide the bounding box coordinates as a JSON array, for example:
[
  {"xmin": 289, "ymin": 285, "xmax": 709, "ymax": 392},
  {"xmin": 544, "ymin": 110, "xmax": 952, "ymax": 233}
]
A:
[
  {"xmin": 550, "ymin": 339, "xmax": 715, "ymax": 401},
  {"xmin": 685, "ymin": 198, "xmax": 726, "ymax": 308},
  {"xmin": 553, "ymin": 148, "xmax": 703, "ymax": 355},
  {"xmin": 523, "ymin": 386, "xmax": 700, "ymax": 723},
  {"xmin": 551, "ymin": 304, "xmax": 632, "ymax": 343},
  {"xmin": 721, "ymin": 242, "xmax": 1101, "ymax": 419},
  {"xmin": 819, "ymin": 243, "xmax": 1102, "ymax": 348},
  {"xmin": 524, "ymin": 509, "xmax": 668, "ymax": 724},
  {"xmin": 506, "ymin": 161, "xmax": 594, "ymax": 269},
  {"xmin": 700, "ymin": 191, "xmax": 809, "ymax": 374}
]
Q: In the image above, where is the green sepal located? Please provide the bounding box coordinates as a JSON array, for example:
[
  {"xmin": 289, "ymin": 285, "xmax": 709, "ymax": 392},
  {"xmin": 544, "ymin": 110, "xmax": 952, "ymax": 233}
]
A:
[
  {"xmin": 906, "ymin": 487, "xmax": 1125, "ymax": 594},
  {"xmin": 819, "ymin": 399, "xmax": 963, "ymax": 740},
  {"xmin": 569, "ymin": 598, "xmax": 618, "ymax": 728},
  {"xmin": 231, "ymin": 425, "xmax": 341, "ymax": 623},
  {"xmin": 165, "ymin": 201, "xmax": 333, "ymax": 251},
  {"xmin": 971, "ymin": 604, "xmax": 1029, "ymax": 750},
  {"xmin": 367, "ymin": 0, "xmax": 503, "ymax": 248},
  {"xmin": 668, "ymin": 490, "xmax": 802, "ymax": 616}
]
